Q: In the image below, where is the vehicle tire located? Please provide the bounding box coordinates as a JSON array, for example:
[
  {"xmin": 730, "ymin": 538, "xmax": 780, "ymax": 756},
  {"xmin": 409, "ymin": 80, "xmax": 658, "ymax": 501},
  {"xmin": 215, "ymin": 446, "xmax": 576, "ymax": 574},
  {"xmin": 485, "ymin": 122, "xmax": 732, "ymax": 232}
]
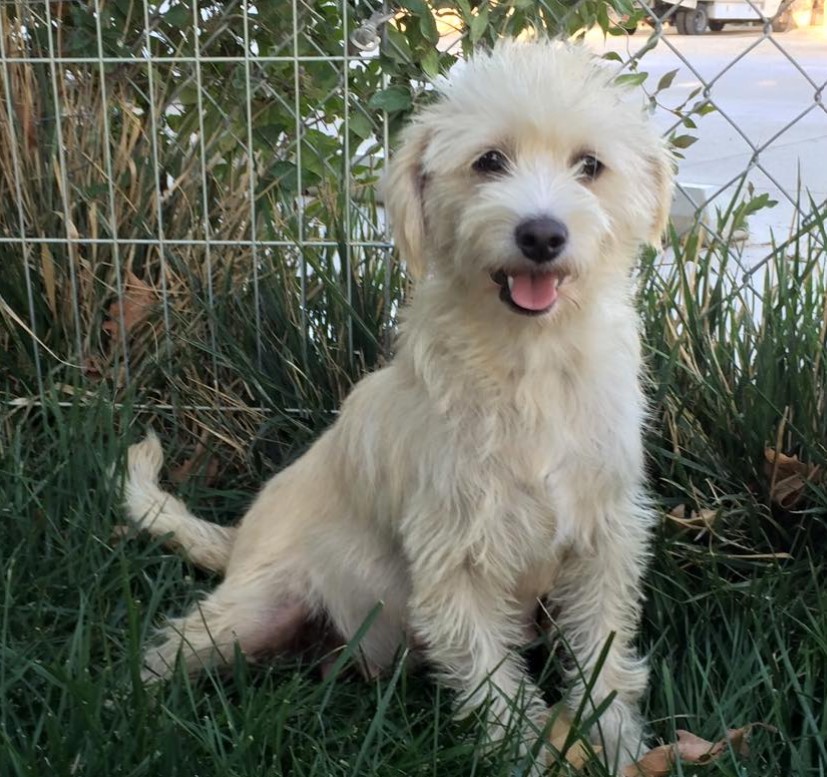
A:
[
  {"xmin": 708, "ymin": 19, "xmax": 725, "ymax": 30},
  {"xmin": 675, "ymin": 8, "xmax": 690, "ymax": 33},
  {"xmin": 771, "ymin": 8, "xmax": 792, "ymax": 31},
  {"xmin": 684, "ymin": 4, "xmax": 709, "ymax": 33}
]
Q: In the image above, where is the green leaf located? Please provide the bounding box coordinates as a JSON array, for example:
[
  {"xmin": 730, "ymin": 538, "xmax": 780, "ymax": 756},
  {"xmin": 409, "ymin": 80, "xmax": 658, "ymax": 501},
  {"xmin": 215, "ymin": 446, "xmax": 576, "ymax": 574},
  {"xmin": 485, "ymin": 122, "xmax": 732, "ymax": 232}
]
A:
[
  {"xmin": 420, "ymin": 49, "xmax": 441, "ymax": 80},
  {"xmin": 165, "ymin": 114, "xmax": 183, "ymax": 132},
  {"xmin": 369, "ymin": 87, "xmax": 413, "ymax": 113},
  {"xmin": 382, "ymin": 24, "xmax": 414, "ymax": 64},
  {"xmin": 469, "ymin": 6, "xmax": 490, "ymax": 43},
  {"xmin": 419, "ymin": 9, "xmax": 439, "ymax": 44},
  {"xmin": 456, "ymin": 0, "xmax": 473, "ymax": 25},
  {"xmin": 615, "ymin": 72, "xmax": 648, "ymax": 87},
  {"xmin": 164, "ymin": 3, "xmax": 190, "ymax": 29},
  {"xmin": 596, "ymin": 2, "xmax": 610, "ymax": 32},
  {"xmin": 670, "ymin": 134, "xmax": 698, "ymax": 149},
  {"xmin": 177, "ymin": 83, "xmax": 198, "ymax": 106},
  {"xmin": 656, "ymin": 69, "xmax": 679, "ymax": 92},
  {"xmin": 349, "ymin": 112, "xmax": 374, "ymax": 141},
  {"xmin": 742, "ymin": 193, "xmax": 778, "ymax": 216},
  {"xmin": 272, "ymin": 161, "xmax": 297, "ymax": 191},
  {"xmin": 399, "ymin": 0, "xmax": 439, "ymax": 43},
  {"xmin": 218, "ymin": 133, "xmax": 236, "ymax": 154}
]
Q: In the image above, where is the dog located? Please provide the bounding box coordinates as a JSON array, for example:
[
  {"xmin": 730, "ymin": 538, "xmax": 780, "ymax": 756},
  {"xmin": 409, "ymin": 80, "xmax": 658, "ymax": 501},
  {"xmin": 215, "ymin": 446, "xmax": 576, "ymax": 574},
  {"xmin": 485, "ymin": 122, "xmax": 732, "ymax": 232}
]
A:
[{"xmin": 123, "ymin": 38, "xmax": 673, "ymax": 773}]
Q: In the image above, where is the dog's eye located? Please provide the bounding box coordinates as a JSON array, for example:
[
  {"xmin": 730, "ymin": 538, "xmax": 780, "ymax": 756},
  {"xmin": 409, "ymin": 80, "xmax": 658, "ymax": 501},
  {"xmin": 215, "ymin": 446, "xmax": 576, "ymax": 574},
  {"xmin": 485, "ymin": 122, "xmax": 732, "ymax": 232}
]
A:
[
  {"xmin": 473, "ymin": 150, "xmax": 509, "ymax": 175},
  {"xmin": 577, "ymin": 154, "xmax": 604, "ymax": 181}
]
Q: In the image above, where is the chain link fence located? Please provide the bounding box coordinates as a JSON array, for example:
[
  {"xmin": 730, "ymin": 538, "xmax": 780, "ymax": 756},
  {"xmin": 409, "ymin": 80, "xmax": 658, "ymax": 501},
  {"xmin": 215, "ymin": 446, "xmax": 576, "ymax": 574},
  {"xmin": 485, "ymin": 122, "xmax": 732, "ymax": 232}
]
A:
[
  {"xmin": 1, "ymin": 0, "xmax": 825, "ymax": 422},
  {"xmin": 607, "ymin": 0, "xmax": 826, "ymax": 278}
]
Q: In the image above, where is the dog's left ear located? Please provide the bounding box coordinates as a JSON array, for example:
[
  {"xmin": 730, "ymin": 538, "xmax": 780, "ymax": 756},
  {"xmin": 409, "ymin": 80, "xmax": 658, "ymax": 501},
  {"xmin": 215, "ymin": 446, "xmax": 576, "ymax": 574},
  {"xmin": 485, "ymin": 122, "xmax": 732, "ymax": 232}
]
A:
[
  {"xmin": 647, "ymin": 142, "xmax": 676, "ymax": 245},
  {"xmin": 383, "ymin": 122, "xmax": 430, "ymax": 279}
]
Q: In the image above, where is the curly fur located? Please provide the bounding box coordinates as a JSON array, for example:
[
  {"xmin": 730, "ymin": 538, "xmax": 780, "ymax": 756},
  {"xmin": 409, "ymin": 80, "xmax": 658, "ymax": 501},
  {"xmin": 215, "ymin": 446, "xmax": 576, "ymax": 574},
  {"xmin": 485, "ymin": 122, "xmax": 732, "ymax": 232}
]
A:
[{"xmin": 123, "ymin": 38, "xmax": 674, "ymax": 774}]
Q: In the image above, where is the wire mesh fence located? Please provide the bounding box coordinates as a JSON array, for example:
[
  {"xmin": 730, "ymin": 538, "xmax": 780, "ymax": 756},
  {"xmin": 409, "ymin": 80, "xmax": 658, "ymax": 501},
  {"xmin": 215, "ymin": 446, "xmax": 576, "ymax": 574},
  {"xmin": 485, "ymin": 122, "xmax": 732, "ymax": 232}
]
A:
[
  {"xmin": 607, "ymin": 1, "xmax": 826, "ymax": 268},
  {"xmin": 1, "ymin": 0, "xmax": 825, "ymax": 421}
]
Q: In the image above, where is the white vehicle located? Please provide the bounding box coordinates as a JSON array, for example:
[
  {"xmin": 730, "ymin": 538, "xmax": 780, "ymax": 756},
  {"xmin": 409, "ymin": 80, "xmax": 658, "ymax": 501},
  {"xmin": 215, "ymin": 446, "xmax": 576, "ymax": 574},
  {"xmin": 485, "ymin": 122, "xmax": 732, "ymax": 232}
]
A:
[{"xmin": 650, "ymin": 0, "xmax": 808, "ymax": 34}]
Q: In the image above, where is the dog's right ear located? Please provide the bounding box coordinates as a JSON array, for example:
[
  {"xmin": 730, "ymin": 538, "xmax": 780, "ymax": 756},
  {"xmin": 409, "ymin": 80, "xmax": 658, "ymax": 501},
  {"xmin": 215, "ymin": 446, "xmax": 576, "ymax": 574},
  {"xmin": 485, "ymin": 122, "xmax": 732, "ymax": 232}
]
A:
[
  {"xmin": 382, "ymin": 122, "xmax": 430, "ymax": 279},
  {"xmin": 647, "ymin": 142, "xmax": 676, "ymax": 245}
]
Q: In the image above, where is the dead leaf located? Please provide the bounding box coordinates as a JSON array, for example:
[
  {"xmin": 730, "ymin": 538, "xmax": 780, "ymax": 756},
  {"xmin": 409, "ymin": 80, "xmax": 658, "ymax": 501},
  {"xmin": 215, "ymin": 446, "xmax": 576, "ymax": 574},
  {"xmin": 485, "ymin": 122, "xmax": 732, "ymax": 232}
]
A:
[
  {"xmin": 764, "ymin": 447, "xmax": 821, "ymax": 509},
  {"xmin": 666, "ymin": 503, "xmax": 718, "ymax": 531},
  {"xmin": 622, "ymin": 724, "xmax": 774, "ymax": 776},
  {"xmin": 547, "ymin": 704, "xmax": 599, "ymax": 770},
  {"xmin": 543, "ymin": 708, "xmax": 772, "ymax": 776},
  {"xmin": 102, "ymin": 270, "xmax": 156, "ymax": 340},
  {"xmin": 674, "ymin": 729, "xmax": 728, "ymax": 762},
  {"xmin": 622, "ymin": 741, "xmax": 672, "ymax": 777},
  {"xmin": 170, "ymin": 439, "xmax": 219, "ymax": 487},
  {"xmin": 83, "ymin": 355, "xmax": 104, "ymax": 379}
]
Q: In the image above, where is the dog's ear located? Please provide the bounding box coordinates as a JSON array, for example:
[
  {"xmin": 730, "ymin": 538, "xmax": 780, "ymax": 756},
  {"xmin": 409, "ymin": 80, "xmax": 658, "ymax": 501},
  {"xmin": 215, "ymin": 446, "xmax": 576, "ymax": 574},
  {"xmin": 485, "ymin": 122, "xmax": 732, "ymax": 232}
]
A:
[
  {"xmin": 648, "ymin": 142, "xmax": 676, "ymax": 245},
  {"xmin": 383, "ymin": 122, "xmax": 430, "ymax": 279}
]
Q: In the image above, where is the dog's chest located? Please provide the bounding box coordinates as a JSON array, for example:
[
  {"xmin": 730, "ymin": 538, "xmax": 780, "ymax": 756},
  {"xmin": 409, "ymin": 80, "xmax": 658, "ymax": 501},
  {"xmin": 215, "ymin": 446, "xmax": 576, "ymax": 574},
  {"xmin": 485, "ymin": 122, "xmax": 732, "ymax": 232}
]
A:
[
  {"xmin": 485, "ymin": 382, "xmax": 640, "ymax": 554},
  {"xmin": 463, "ymin": 421, "xmax": 576, "ymax": 562},
  {"xmin": 405, "ymin": 344, "xmax": 643, "ymax": 570}
]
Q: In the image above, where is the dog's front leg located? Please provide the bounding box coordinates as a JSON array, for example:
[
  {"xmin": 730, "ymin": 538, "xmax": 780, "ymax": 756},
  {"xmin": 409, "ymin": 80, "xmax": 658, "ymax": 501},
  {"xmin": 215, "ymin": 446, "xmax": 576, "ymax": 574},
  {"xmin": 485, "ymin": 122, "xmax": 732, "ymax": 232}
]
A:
[
  {"xmin": 405, "ymin": 538, "xmax": 548, "ymax": 756},
  {"xmin": 551, "ymin": 496, "xmax": 653, "ymax": 771}
]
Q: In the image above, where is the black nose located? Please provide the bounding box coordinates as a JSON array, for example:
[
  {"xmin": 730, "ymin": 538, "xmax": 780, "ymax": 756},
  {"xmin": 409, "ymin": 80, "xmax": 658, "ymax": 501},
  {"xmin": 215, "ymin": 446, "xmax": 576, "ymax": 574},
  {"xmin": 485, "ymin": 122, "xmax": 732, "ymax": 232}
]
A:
[{"xmin": 514, "ymin": 217, "xmax": 569, "ymax": 263}]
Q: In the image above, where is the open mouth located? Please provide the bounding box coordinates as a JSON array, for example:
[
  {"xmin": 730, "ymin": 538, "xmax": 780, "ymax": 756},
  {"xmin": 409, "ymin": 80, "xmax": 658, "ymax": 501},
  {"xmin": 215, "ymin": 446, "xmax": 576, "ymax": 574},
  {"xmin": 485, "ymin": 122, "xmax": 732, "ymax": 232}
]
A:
[{"xmin": 490, "ymin": 269, "xmax": 565, "ymax": 316}]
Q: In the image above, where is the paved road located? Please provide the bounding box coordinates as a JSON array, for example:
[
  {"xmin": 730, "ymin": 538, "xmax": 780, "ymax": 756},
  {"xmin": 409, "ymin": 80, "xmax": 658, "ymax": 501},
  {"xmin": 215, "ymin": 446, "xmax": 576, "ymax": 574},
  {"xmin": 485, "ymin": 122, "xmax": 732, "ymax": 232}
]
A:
[{"xmin": 584, "ymin": 25, "xmax": 827, "ymax": 250}]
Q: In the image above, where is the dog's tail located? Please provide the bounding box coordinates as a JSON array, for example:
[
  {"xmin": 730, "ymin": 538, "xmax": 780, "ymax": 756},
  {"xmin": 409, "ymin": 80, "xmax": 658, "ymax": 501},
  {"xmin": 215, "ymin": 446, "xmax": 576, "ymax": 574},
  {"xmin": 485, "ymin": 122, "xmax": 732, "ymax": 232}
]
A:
[{"xmin": 123, "ymin": 432, "xmax": 236, "ymax": 574}]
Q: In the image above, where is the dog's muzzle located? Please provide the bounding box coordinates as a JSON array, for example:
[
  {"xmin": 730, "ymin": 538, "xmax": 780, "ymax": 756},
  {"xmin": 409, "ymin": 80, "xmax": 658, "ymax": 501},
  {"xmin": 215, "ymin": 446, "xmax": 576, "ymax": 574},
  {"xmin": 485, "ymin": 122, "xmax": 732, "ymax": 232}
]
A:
[
  {"xmin": 490, "ymin": 268, "xmax": 565, "ymax": 316},
  {"xmin": 490, "ymin": 216, "xmax": 569, "ymax": 316},
  {"xmin": 514, "ymin": 217, "xmax": 568, "ymax": 264}
]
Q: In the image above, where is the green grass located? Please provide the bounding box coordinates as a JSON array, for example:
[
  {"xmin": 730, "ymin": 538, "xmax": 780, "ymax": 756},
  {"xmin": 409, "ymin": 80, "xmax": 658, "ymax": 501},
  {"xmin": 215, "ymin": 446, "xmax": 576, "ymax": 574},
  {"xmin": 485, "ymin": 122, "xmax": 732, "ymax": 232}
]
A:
[
  {"xmin": 2, "ymin": 211, "xmax": 827, "ymax": 776},
  {"xmin": 2, "ymin": 3, "xmax": 825, "ymax": 773}
]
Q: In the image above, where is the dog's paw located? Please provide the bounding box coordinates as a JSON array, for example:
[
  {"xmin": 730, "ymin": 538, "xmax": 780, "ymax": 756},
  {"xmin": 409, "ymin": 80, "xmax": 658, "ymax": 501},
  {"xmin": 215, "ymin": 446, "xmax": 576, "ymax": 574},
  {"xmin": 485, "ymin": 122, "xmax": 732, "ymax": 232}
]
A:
[
  {"xmin": 122, "ymin": 432, "xmax": 168, "ymax": 532},
  {"xmin": 127, "ymin": 431, "xmax": 164, "ymax": 485},
  {"xmin": 592, "ymin": 699, "xmax": 646, "ymax": 774},
  {"xmin": 140, "ymin": 661, "xmax": 169, "ymax": 685},
  {"xmin": 140, "ymin": 642, "xmax": 178, "ymax": 685}
]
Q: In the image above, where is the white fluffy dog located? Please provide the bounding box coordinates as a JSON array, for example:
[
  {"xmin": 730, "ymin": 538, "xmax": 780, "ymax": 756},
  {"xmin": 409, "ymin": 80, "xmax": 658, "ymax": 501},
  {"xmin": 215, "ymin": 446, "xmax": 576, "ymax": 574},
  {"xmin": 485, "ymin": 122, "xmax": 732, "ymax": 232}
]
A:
[{"xmin": 123, "ymin": 38, "xmax": 673, "ymax": 773}]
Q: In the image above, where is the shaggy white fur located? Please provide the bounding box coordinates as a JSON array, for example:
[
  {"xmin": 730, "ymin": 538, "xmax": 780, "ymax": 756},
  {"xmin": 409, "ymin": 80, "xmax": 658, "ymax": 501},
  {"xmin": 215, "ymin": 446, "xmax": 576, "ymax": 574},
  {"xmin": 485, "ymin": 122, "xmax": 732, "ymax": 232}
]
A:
[{"xmin": 123, "ymin": 38, "xmax": 674, "ymax": 774}]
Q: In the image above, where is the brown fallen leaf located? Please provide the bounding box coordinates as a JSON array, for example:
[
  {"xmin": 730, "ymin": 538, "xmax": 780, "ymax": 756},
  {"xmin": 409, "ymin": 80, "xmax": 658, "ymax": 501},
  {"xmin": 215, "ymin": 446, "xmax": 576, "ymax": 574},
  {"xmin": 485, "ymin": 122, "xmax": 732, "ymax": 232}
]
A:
[
  {"xmin": 623, "ymin": 741, "xmax": 672, "ymax": 777},
  {"xmin": 170, "ymin": 439, "xmax": 219, "ymax": 487},
  {"xmin": 102, "ymin": 270, "xmax": 156, "ymax": 340},
  {"xmin": 666, "ymin": 503, "xmax": 718, "ymax": 531},
  {"xmin": 547, "ymin": 703, "xmax": 600, "ymax": 770},
  {"xmin": 622, "ymin": 724, "xmax": 774, "ymax": 777},
  {"xmin": 542, "ymin": 707, "xmax": 773, "ymax": 776},
  {"xmin": 82, "ymin": 355, "xmax": 104, "ymax": 380},
  {"xmin": 764, "ymin": 447, "xmax": 821, "ymax": 509}
]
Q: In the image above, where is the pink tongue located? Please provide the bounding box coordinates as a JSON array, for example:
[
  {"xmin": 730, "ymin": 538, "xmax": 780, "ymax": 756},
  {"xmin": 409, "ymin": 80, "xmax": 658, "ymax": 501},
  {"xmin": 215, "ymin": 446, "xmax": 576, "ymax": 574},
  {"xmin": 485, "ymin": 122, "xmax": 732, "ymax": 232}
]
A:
[{"xmin": 509, "ymin": 273, "xmax": 558, "ymax": 311}]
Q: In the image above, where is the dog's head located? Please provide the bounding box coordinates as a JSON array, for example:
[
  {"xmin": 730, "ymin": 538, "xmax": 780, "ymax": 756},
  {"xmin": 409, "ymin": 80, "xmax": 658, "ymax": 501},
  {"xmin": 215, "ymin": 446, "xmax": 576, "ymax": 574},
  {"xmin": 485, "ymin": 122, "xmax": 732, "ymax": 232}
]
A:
[{"xmin": 384, "ymin": 39, "xmax": 674, "ymax": 319}]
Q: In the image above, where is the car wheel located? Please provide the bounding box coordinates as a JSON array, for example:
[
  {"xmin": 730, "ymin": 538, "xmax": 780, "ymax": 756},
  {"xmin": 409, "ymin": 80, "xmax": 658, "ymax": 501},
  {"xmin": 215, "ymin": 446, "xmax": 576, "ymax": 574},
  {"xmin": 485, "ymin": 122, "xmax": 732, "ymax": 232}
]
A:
[{"xmin": 684, "ymin": 4, "xmax": 709, "ymax": 34}]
